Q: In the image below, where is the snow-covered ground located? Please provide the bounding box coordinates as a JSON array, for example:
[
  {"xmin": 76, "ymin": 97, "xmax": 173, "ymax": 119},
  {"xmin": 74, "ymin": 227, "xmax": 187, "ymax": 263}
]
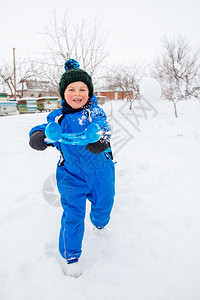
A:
[{"xmin": 1, "ymin": 97, "xmax": 200, "ymax": 300}]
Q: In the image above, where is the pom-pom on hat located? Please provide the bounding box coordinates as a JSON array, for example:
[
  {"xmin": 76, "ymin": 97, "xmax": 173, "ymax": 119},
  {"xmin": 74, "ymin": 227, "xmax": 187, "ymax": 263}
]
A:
[{"xmin": 59, "ymin": 59, "xmax": 94, "ymax": 99}]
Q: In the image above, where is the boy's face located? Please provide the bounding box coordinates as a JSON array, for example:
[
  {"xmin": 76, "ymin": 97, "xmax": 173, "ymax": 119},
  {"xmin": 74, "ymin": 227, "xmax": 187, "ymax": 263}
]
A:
[{"xmin": 64, "ymin": 81, "xmax": 89, "ymax": 109}]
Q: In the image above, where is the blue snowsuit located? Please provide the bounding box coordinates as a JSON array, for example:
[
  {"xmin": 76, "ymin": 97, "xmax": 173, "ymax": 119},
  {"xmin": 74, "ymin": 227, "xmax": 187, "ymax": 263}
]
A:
[{"xmin": 29, "ymin": 95, "xmax": 115, "ymax": 261}]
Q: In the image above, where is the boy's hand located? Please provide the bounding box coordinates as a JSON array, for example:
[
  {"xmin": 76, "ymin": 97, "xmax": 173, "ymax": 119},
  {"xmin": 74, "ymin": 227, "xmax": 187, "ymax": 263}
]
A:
[
  {"xmin": 29, "ymin": 130, "xmax": 48, "ymax": 151},
  {"xmin": 86, "ymin": 137, "xmax": 109, "ymax": 154}
]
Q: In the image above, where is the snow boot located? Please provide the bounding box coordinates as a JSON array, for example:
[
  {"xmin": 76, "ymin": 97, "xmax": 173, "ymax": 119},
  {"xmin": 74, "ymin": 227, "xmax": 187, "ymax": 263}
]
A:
[
  {"xmin": 63, "ymin": 260, "xmax": 82, "ymax": 278},
  {"xmin": 92, "ymin": 225, "xmax": 108, "ymax": 237}
]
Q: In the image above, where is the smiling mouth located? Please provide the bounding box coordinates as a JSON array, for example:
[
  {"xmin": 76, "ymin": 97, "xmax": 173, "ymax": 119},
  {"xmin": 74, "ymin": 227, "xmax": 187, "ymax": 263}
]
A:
[{"xmin": 73, "ymin": 99, "xmax": 82, "ymax": 103}]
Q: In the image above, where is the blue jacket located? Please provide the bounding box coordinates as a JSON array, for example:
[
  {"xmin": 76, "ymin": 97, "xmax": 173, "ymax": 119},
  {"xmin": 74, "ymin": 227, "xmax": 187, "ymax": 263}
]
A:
[{"xmin": 29, "ymin": 95, "xmax": 112, "ymax": 165}]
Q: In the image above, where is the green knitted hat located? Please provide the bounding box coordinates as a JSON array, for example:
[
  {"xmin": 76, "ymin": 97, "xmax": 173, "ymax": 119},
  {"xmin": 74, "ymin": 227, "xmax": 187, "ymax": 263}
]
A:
[{"xmin": 59, "ymin": 59, "xmax": 94, "ymax": 99}]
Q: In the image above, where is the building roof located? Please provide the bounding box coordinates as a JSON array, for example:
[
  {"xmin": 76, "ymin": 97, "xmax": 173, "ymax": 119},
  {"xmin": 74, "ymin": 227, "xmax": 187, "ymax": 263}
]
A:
[{"xmin": 20, "ymin": 79, "xmax": 50, "ymax": 92}]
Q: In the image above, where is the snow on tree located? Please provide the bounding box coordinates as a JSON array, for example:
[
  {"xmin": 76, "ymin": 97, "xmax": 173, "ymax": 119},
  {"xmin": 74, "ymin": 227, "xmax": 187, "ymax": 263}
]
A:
[{"xmin": 152, "ymin": 35, "xmax": 200, "ymax": 117}]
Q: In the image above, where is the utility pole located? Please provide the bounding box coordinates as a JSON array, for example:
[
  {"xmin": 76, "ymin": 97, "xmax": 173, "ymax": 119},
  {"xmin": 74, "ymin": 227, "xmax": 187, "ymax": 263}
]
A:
[{"xmin": 13, "ymin": 47, "xmax": 16, "ymax": 100}]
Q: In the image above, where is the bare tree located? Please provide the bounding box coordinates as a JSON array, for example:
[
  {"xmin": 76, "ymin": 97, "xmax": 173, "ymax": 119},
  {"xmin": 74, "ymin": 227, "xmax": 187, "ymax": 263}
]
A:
[
  {"xmin": 152, "ymin": 35, "xmax": 200, "ymax": 117},
  {"xmin": 0, "ymin": 58, "xmax": 42, "ymax": 98},
  {"xmin": 41, "ymin": 11, "xmax": 109, "ymax": 95},
  {"xmin": 106, "ymin": 63, "xmax": 144, "ymax": 109},
  {"xmin": 0, "ymin": 61, "xmax": 14, "ymax": 96},
  {"xmin": 37, "ymin": 57, "xmax": 62, "ymax": 97}
]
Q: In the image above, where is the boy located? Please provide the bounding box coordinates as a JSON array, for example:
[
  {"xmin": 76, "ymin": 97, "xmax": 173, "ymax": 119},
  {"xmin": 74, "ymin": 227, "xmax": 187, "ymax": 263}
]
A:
[{"xmin": 29, "ymin": 59, "xmax": 115, "ymax": 277}]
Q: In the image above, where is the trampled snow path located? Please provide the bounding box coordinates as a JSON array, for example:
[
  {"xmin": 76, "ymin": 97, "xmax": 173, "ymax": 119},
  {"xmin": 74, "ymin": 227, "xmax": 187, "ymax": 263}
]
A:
[{"xmin": 0, "ymin": 100, "xmax": 200, "ymax": 300}]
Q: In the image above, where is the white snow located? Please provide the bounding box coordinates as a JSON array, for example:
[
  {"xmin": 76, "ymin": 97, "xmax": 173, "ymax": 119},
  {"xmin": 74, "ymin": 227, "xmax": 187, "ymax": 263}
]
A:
[{"xmin": 1, "ymin": 95, "xmax": 200, "ymax": 299}]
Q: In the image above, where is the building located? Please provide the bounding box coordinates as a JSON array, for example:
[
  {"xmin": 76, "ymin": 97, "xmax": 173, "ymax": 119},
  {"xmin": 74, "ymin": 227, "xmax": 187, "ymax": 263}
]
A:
[
  {"xmin": 95, "ymin": 90, "xmax": 133, "ymax": 101},
  {"xmin": 18, "ymin": 79, "xmax": 57, "ymax": 98}
]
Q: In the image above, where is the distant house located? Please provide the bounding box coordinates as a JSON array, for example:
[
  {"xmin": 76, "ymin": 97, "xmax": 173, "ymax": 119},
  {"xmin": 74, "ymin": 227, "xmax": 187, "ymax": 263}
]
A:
[
  {"xmin": 18, "ymin": 79, "xmax": 57, "ymax": 98},
  {"xmin": 94, "ymin": 90, "xmax": 133, "ymax": 101}
]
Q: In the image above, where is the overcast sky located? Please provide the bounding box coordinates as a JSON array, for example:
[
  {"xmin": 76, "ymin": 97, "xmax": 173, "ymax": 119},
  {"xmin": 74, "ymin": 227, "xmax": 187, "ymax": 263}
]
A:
[{"xmin": 1, "ymin": 0, "xmax": 200, "ymax": 66}]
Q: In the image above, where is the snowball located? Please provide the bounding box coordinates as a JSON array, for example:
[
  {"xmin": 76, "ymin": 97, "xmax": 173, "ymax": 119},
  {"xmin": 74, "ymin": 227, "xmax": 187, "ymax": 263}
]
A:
[{"xmin": 140, "ymin": 77, "xmax": 161, "ymax": 104}]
